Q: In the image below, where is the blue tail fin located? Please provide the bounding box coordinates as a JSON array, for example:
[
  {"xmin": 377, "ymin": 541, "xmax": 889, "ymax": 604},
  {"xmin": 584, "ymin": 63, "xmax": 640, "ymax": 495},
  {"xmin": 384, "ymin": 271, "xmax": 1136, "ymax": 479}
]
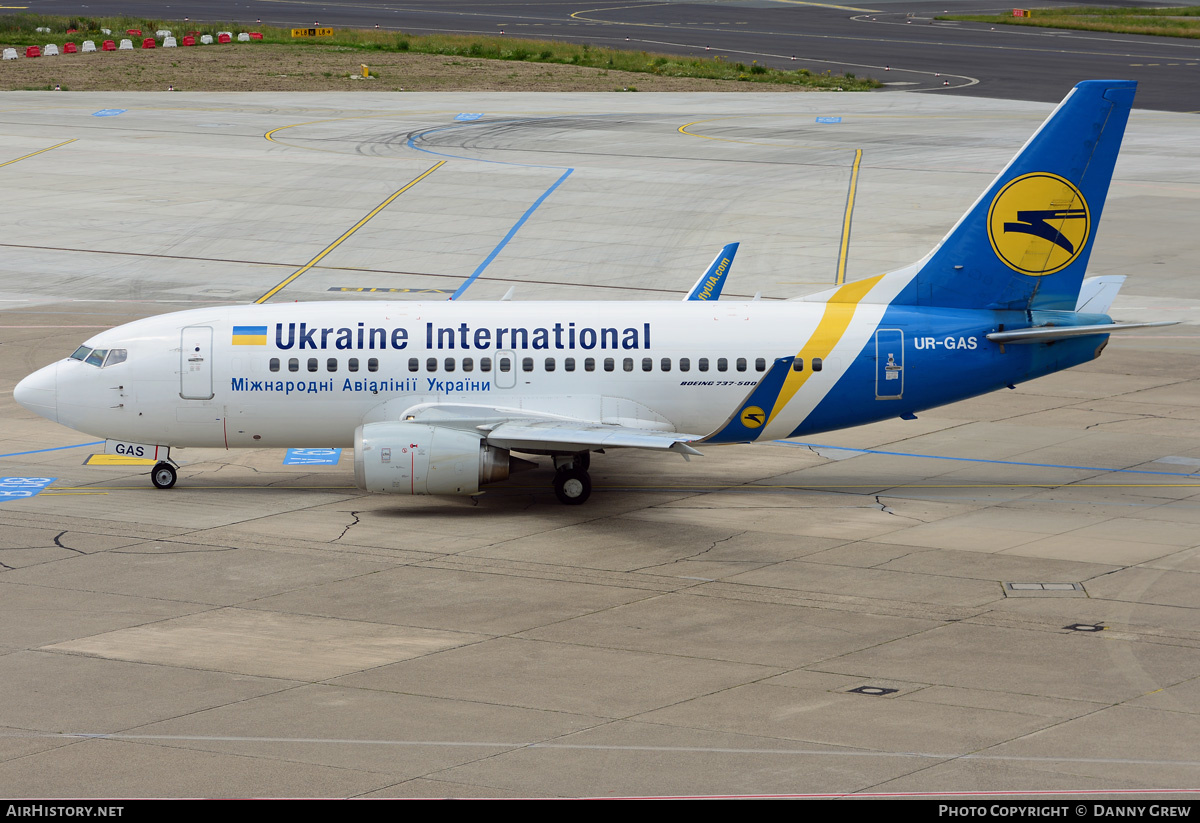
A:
[
  {"xmin": 893, "ymin": 80, "xmax": 1136, "ymax": 312},
  {"xmin": 684, "ymin": 242, "xmax": 738, "ymax": 301}
]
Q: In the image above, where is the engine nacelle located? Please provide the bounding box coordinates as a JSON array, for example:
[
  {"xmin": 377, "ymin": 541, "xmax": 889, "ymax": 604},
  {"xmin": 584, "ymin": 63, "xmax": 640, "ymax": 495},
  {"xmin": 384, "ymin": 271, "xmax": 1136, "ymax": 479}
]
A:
[{"xmin": 353, "ymin": 422, "xmax": 513, "ymax": 495}]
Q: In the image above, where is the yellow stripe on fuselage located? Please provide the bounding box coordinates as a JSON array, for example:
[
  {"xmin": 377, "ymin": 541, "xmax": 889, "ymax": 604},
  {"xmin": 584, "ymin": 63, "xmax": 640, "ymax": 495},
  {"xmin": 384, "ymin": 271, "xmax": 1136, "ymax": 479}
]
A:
[
  {"xmin": 766, "ymin": 274, "xmax": 885, "ymax": 426},
  {"xmin": 232, "ymin": 335, "xmax": 267, "ymax": 346}
]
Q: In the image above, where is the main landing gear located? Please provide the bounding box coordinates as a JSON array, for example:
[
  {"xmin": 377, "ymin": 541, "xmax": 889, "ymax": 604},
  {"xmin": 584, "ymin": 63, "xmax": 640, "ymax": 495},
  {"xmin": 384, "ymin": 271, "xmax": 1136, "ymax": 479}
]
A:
[
  {"xmin": 151, "ymin": 461, "xmax": 177, "ymax": 490},
  {"xmin": 552, "ymin": 452, "xmax": 592, "ymax": 505}
]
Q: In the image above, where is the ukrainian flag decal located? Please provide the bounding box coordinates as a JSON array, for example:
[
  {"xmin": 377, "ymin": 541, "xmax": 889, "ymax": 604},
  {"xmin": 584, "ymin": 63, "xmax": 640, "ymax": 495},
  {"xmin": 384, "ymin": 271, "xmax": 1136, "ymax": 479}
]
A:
[{"xmin": 232, "ymin": 325, "xmax": 268, "ymax": 346}]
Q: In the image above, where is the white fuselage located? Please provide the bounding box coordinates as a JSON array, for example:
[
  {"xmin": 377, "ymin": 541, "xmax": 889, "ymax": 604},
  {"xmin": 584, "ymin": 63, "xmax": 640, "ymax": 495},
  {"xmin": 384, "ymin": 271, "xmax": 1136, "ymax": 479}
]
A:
[{"xmin": 25, "ymin": 298, "xmax": 894, "ymax": 449}]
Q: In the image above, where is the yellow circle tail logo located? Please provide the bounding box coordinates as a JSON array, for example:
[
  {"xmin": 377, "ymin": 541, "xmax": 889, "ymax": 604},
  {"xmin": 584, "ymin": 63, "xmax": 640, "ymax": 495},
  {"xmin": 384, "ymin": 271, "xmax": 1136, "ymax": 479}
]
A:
[
  {"xmin": 740, "ymin": 406, "xmax": 766, "ymax": 429},
  {"xmin": 987, "ymin": 172, "xmax": 1090, "ymax": 276}
]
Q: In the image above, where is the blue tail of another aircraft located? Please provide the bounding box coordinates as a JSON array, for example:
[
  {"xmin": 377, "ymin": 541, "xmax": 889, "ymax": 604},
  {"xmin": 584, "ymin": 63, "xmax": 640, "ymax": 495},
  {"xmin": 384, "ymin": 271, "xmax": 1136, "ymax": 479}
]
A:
[
  {"xmin": 891, "ymin": 80, "xmax": 1136, "ymax": 312},
  {"xmin": 684, "ymin": 242, "xmax": 739, "ymax": 301}
]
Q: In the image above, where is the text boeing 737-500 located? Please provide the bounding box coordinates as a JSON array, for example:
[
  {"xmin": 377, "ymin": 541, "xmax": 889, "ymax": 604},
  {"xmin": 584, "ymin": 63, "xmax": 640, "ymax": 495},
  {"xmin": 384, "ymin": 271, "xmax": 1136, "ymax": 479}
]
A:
[{"xmin": 14, "ymin": 81, "xmax": 1173, "ymax": 504}]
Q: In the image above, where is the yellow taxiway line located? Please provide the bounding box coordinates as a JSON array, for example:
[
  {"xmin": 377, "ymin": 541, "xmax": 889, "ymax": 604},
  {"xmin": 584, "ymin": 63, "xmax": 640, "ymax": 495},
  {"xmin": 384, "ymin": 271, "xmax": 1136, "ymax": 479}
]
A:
[
  {"xmin": 0, "ymin": 138, "xmax": 77, "ymax": 170},
  {"xmin": 677, "ymin": 117, "xmax": 863, "ymax": 285},
  {"xmin": 254, "ymin": 160, "xmax": 445, "ymax": 303},
  {"xmin": 836, "ymin": 149, "xmax": 863, "ymax": 285}
]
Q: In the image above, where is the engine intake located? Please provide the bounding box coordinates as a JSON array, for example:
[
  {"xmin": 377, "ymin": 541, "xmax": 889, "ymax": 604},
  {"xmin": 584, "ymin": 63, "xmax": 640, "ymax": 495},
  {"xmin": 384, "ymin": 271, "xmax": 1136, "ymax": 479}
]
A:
[{"xmin": 354, "ymin": 422, "xmax": 523, "ymax": 495}]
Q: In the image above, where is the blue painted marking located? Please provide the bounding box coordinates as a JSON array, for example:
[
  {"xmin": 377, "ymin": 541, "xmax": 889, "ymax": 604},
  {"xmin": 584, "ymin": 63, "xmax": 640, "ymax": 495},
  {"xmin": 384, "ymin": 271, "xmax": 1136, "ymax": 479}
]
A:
[
  {"xmin": 92, "ymin": 109, "xmax": 126, "ymax": 117},
  {"xmin": 454, "ymin": 113, "xmax": 483, "ymax": 121},
  {"xmin": 449, "ymin": 168, "xmax": 574, "ymax": 300},
  {"xmin": 284, "ymin": 448, "xmax": 342, "ymax": 466},
  {"xmin": 773, "ymin": 441, "xmax": 1200, "ymax": 478},
  {"xmin": 0, "ymin": 441, "xmax": 103, "ymax": 460},
  {"xmin": 0, "ymin": 477, "xmax": 55, "ymax": 503},
  {"xmin": 405, "ymin": 116, "xmax": 581, "ymax": 300},
  {"xmin": 815, "ymin": 116, "xmax": 842, "ymax": 124}
]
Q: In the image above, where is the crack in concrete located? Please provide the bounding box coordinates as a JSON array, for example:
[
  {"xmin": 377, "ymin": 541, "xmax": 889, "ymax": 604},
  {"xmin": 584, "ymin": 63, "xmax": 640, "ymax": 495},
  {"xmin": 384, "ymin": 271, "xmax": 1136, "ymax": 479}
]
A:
[
  {"xmin": 677, "ymin": 530, "xmax": 746, "ymax": 563},
  {"xmin": 52, "ymin": 530, "xmax": 86, "ymax": 555},
  {"xmin": 113, "ymin": 543, "xmax": 239, "ymax": 554},
  {"xmin": 332, "ymin": 510, "xmax": 362, "ymax": 543},
  {"xmin": 1084, "ymin": 412, "xmax": 1174, "ymax": 430}
]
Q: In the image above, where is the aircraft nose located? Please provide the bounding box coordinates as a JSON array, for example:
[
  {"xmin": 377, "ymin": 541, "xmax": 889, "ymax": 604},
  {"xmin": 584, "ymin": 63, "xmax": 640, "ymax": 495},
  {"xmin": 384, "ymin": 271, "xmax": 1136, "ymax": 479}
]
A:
[{"xmin": 13, "ymin": 362, "xmax": 58, "ymax": 423}]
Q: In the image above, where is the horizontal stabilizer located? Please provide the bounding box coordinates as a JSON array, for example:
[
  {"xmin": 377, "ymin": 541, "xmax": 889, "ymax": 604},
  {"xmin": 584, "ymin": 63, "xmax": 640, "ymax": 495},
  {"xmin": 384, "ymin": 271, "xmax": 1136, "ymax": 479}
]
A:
[
  {"xmin": 986, "ymin": 321, "xmax": 1177, "ymax": 344},
  {"xmin": 684, "ymin": 242, "xmax": 738, "ymax": 301},
  {"xmin": 1075, "ymin": 275, "xmax": 1126, "ymax": 313}
]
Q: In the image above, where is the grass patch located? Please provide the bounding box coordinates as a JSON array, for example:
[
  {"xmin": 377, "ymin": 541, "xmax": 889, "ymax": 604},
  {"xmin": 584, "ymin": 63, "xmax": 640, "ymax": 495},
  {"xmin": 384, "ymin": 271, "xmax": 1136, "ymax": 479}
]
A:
[
  {"xmin": 0, "ymin": 13, "xmax": 880, "ymax": 90},
  {"xmin": 938, "ymin": 6, "xmax": 1200, "ymax": 39}
]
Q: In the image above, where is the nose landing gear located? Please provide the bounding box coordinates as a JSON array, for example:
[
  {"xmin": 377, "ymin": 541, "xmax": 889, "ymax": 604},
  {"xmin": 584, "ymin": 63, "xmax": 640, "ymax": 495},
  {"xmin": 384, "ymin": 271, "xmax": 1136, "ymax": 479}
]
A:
[{"xmin": 151, "ymin": 461, "xmax": 177, "ymax": 489}]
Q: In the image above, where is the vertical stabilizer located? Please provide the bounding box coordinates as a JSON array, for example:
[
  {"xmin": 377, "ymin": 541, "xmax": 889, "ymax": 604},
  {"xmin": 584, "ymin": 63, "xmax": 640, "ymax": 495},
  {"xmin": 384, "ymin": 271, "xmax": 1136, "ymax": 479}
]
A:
[{"xmin": 892, "ymin": 80, "xmax": 1136, "ymax": 312}]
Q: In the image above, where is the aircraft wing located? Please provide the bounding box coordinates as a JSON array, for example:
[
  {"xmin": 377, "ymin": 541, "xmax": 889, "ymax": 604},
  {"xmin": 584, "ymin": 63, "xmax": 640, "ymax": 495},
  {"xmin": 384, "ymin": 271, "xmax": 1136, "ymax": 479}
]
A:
[
  {"xmin": 393, "ymin": 402, "xmax": 705, "ymax": 457},
  {"xmin": 395, "ymin": 356, "xmax": 802, "ymax": 456},
  {"xmin": 485, "ymin": 421, "xmax": 704, "ymax": 456}
]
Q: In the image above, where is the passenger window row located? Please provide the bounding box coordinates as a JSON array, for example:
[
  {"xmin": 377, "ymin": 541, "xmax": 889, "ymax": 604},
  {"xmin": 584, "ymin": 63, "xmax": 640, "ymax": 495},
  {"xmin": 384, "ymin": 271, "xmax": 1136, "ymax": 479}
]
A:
[
  {"xmin": 267, "ymin": 355, "xmax": 822, "ymax": 374},
  {"xmin": 270, "ymin": 357, "xmax": 380, "ymax": 374}
]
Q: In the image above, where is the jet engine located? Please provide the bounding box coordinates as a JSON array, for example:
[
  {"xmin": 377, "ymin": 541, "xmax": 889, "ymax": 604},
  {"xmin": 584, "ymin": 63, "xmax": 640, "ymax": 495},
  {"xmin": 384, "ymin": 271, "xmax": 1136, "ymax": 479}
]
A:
[{"xmin": 353, "ymin": 421, "xmax": 528, "ymax": 495}]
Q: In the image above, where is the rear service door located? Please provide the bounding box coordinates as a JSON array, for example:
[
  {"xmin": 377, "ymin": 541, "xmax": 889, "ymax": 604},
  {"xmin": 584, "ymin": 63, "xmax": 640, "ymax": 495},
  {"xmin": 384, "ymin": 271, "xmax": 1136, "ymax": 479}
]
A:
[
  {"xmin": 180, "ymin": 326, "xmax": 214, "ymax": 400},
  {"xmin": 875, "ymin": 329, "xmax": 904, "ymax": 400}
]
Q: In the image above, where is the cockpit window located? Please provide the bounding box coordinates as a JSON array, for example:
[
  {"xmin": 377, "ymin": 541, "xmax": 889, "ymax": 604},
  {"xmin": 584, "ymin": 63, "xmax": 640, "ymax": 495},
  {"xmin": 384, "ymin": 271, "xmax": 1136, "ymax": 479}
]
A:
[{"xmin": 70, "ymin": 345, "xmax": 125, "ymax": 368}]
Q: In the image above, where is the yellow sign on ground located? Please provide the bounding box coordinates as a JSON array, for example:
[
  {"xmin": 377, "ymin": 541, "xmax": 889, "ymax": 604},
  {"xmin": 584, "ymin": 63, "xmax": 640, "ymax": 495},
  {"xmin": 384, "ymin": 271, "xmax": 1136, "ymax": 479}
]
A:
[
  {"xmin": 85, "ymin": 454, "xmax": 156, "ymax": 466},
  {"xmin": 291, "ymin": 27, "xmax": 334, "ymax": 37}
]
